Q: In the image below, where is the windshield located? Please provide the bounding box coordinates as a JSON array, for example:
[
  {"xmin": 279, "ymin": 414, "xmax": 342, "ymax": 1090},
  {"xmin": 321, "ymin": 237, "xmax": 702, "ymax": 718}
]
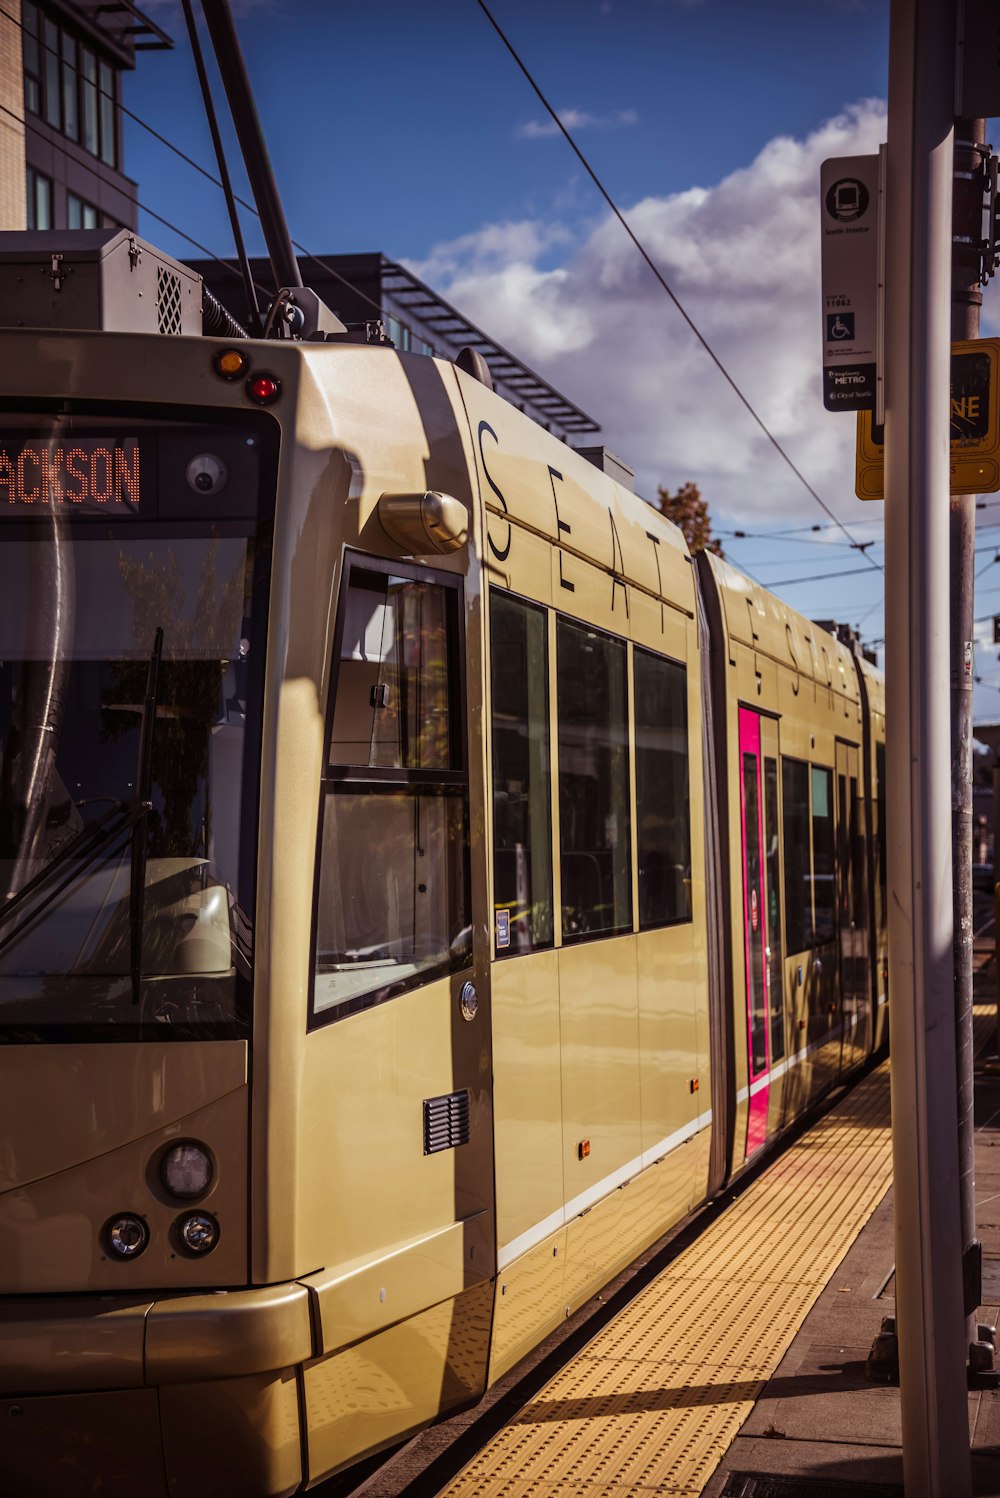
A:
[{"xmin": 0, "ymin": 408, "xmax": 274, "ymax": 1041}]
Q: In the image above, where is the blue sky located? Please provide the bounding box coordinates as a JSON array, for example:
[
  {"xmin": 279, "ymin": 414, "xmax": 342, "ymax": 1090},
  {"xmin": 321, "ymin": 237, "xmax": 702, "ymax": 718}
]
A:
[{"xmin": 125, "ymin": 1, "xmax": 1000, "ymax": 722}]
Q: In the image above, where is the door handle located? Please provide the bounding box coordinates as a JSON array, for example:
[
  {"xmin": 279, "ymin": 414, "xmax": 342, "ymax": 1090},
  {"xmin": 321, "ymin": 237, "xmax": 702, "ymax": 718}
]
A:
[{"xmin": 813, "ymin": 958, "xmax": 823, "ymax": 974}]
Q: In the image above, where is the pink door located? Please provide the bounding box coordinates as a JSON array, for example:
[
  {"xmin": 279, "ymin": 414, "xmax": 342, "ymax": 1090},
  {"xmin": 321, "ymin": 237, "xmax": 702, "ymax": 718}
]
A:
[{"xmin": 739, "ymin": 709, "xmax": 771, "ymax": 1155}]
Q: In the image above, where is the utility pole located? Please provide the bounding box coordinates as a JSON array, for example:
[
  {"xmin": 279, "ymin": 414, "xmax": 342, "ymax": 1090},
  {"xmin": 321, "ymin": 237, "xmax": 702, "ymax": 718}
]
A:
[
  {"xmin": 884, "ymin": 0, "xmax": 972, "ymax": 1491},
  {"xmin": 951, "ymin": 115, "xmax": 991, "ymax": 1374}
]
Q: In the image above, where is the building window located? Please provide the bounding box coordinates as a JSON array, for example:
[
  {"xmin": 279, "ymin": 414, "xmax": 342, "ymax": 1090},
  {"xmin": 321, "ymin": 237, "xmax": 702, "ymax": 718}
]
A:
[
  {"xmin": 43, "ymin": 16, "xmax": 60, "ymax": 129},
  {"xmin": 61, "ymin": 33, "xmax": 79, "ymax": 142},
  {"xmin": 383, "ymin": 313, "xmax": 433, "ymax": 357},
  {"xmin": 22, "ymin": 3, "xmax": 118, "ymax": 169},
  {"xmin": 26, "ymin": 167, "xmax": 52, "ymax": 230},
  {"xmin": 67, "ymin": 192, "xmax": 98, "ymax": 229},
  {"xmin": 99, "ymin": 60, "xmax": 115, "ymax": 166},
  {"xmin": 22, "ymin": 4, "xmax": 40, "ymax": 114}
]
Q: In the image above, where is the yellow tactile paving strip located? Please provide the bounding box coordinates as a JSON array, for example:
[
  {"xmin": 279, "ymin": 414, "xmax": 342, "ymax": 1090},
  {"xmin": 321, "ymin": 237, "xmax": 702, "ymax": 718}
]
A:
[{"xmin": 444, "ymin": 1061, "xmax": 894, "ymax": 1498}]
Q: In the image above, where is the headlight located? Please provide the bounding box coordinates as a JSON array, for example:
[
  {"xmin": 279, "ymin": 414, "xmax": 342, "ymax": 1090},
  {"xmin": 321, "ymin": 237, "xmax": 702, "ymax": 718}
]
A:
[
  {"xmin": 178, "ymin": 1213, "xmax": 220, "ymax": 1255},
  {"xmin": 106, "ymin": 1214, "xmax": 148, "ymax": 1259},
  {"xmin": 161, "ymin": 1142, "xmax": 213, "ymax": 1200}
]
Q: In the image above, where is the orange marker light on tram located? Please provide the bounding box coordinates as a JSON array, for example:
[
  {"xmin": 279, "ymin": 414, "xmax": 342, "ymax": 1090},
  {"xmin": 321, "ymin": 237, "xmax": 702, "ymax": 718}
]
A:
[{"xmin": 212, "ymin": 348, "xmax": 249, "ymax": 381}]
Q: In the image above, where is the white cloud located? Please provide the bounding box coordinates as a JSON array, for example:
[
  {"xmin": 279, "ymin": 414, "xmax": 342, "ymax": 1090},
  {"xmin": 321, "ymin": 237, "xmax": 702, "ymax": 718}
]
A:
[
  {"xmin": 407, "ymin": 99, "xmax": 887, "ymax": 528},
  {"xmin": 516, "ymin": 108, "xmax": 638, "ymax": 141},
  {"xmin": 411, "ymin": 219, "xmax": 575, "ymax": 286}
]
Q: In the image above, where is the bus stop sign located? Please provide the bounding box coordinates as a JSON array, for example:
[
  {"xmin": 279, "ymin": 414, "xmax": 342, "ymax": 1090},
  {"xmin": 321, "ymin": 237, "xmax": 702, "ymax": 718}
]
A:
[{"xmin": 856, "ymin": 339, "xmax": 1000, "ymax": 498}]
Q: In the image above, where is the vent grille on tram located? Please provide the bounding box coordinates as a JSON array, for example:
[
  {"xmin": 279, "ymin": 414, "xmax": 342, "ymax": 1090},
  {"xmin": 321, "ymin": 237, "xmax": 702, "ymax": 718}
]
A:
[
  {"xmin": 423, "ymin": 1090, "xmax": 470, "ymax": 1155},
  {"xmin": 157, "ymin": 265, "xmax": 184, "ymax": 336}
]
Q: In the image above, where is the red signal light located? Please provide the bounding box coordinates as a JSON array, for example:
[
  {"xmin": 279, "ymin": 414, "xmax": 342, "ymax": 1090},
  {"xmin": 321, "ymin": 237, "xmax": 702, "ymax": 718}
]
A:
[{"xmin": 246, "ymin": 373, "xmax": 281, "ymax": 406}]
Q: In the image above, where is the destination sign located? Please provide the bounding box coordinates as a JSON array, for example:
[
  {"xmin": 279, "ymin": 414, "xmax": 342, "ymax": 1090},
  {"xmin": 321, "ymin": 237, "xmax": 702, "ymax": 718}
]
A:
[
  {"xmin": 856, "ymin": 340, "xmax": 1000, "ymax": 499},
  {"xmin": 0, "ymin": 439, "xmax": 141, "ymax": 513}
]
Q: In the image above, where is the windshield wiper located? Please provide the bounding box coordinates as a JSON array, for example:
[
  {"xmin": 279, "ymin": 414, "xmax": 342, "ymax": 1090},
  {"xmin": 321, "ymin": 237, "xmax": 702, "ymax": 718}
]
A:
[
  {"xmin": 0, "ymin": 629, "xmax": 165, "ymax": 983},
  {"xmin": 0, "ymin": 799, "xmax": 138, "ymax": 955},
  {"xmin": 130, "ymin": 628, "xmax": 162, "ymax": 1004}
]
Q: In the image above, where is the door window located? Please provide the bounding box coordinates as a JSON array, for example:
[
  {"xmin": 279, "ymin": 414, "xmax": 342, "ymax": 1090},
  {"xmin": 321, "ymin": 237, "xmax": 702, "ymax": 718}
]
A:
[
  {"xmin": 781, "ymin": 757, "xmax": 811, "ymax": 953},
  {"xmin": 764, "ymin": 756, "xmax": 784, "ymax": 1063},
  {"xmin": 811, "ymin": 767, "xmax": 836, "ymax": 944},
  {"xmin": 742, "ymin": 749, "xmax": 767, "ymax": 1075}
]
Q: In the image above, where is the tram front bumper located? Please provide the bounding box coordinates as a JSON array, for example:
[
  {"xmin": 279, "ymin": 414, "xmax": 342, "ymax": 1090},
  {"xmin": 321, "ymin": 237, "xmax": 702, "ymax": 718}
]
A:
[
  {"xmin": 0, "ymin": 1280, "xmax": 314, "ymax": 1392},
  {"xmin": 1, "ymin": 1284, "xmax": 314, "ymax": 1497}
]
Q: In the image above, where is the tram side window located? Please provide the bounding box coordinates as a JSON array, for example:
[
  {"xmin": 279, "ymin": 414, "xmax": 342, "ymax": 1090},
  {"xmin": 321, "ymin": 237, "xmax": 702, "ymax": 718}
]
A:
[
  {"xmin": 811, "ymin": 766, "xmax": 835, "ymax": 944},
  {"xmin": 557, "ymin": 618, "xmax": 631, "ymax": 943},
  {"xmin": 329, "ymin": 570, "xmax": 455, "ymax": 770},
  {"xmin": 635, "ymin": 648, "xmax": 691, "ymax": 928},
  {"xmin": 490, "ymin": 591, "xmax": 553, "ymax": 955},
  {"xmin": 313, "ymin": 563, "xmax": 470, "ymax": 1021},
  {"xmin": 781, "ymin": 756, "xmax": 811, "ymax": 954}
]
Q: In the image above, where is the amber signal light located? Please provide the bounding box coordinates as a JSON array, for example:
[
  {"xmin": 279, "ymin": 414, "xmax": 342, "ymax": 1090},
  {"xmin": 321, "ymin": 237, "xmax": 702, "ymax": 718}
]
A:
[
  {"xmin": 212, "ymin": 348, "xmax": 249, "ymax": 381},
  {"xmin": 246, "ymin": 372, "xmax": 281, "ymax": 406},
  {"xmin": 578, "ymin": 1140, "xmax": 590, "ymax": 1161}
]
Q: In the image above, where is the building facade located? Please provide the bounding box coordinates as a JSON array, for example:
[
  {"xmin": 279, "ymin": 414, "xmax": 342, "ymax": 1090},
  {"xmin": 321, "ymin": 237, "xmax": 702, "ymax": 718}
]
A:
[{"xmin": 0, "ymin": 0, "xmax": 169, "ymax": 233}]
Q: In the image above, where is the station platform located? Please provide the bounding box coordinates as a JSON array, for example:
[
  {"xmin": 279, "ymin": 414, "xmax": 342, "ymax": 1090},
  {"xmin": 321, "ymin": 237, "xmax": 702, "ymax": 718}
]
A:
[{"xmin": 437, "ymin": 942, "xmax": 1000, "ymax": 1498}]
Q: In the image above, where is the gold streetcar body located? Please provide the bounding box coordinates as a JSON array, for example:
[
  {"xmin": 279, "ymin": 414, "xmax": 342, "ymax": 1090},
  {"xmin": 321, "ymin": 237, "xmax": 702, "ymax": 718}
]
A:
[{"xmin": 0, "ymin": 328, "xmax": 886, "ymax": 1495}]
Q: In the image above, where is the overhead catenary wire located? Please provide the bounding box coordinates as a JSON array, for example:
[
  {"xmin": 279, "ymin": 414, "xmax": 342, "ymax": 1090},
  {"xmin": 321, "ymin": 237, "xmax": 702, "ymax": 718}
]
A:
[
  {"xmin": 8, "ymin": 0, "xmax": 892, "ymax": 596},
  {"xmin": 5, "ymin": 0, "xmax": 894, "ymax": 598},
  {"xmin": 179, "ymin": 0, "xmax": 261, "ymax": 334},
  {"xmin": 751, "ymin": 564, "xmax": 885, "ymax": 588},
  {"xmin": 720, "ymin": 531, "xmax": 866, "ymax": 551},
  {"xmin": 717, "ymin": 520, "xmax": 884, "ymax": 542},
  {"xmin": 474, "ymin": 0, "xmax": 883, "ymax": 574},
  {"xmin": 855, "ymin": 595, "xmax": 884, "ymax": 630}
]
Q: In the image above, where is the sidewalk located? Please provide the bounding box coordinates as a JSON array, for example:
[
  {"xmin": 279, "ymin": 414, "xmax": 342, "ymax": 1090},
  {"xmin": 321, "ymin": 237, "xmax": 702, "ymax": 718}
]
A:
[{"xmin": 702, "ymin": 941, "xmax": 1000, "ymax": 1497}]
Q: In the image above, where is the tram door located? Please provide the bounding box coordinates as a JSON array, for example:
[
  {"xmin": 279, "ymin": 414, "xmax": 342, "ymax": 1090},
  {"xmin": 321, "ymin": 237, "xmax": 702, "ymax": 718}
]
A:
[
  {"xmin": 739, "ymin": 708, "xmax": 780, "ymax": 1156},
  {"xmin": 835, "ymin": 740, "xmax": 870, "ymax": 1071}
]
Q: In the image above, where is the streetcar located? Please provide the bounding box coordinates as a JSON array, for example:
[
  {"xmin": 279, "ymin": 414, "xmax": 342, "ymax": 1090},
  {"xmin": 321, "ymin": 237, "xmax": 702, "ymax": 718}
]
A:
[{"xmin": 0, "ymin": 250, "xmax": 885, "ymax": 1495}]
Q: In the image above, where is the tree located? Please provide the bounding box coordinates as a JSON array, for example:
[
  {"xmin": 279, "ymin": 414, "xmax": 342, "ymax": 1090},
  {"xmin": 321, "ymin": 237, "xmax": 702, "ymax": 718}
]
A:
[{"xmin": 653, "ymin": 481, "xmax": 723, "ymax": 556}]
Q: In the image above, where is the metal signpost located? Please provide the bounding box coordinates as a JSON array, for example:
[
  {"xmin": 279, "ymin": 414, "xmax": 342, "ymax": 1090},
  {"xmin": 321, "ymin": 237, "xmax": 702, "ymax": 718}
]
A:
[{"xmin": 884, "ymin": 0, "xmax": 971, "ymax": 1491}]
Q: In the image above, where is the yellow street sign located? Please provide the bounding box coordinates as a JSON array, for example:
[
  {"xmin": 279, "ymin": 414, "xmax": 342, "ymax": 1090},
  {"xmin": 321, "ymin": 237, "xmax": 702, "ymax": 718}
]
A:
[{"xmin": 856, "ymin": 338, "xmax": 1000, "ymax": 498}]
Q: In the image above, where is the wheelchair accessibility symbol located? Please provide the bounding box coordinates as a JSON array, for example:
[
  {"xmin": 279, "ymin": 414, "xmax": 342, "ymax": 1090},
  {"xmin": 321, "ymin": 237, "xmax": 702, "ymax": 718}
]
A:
[{"xmin": 826, "ymin": 312, "xmax": 855, "ymax": 342}]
